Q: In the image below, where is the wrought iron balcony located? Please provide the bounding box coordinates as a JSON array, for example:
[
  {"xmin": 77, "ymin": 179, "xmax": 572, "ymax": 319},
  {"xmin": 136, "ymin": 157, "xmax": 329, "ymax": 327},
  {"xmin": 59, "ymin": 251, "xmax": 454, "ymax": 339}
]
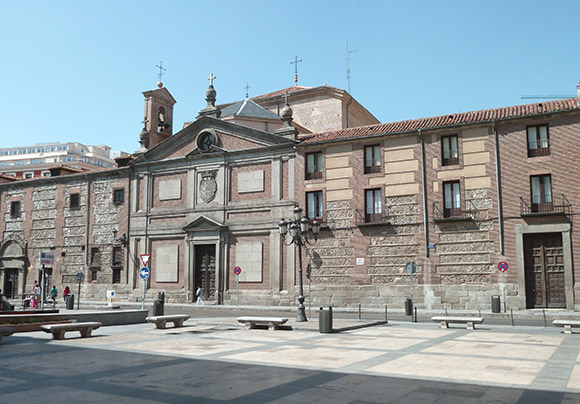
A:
[
  {"xmin": 520, "ymin": 194, "xmax": 571, "ymax": 216},
  {"xmin": 355, "ymin": 207, "xmax": 391, "ymax": 226},
  {"xmin": 527, "ymin": 140, "xmax": 550, "ymax": 157},
  {"xmin": 433, "ymin": 200, "xmax": 478, "ymax": 221}
]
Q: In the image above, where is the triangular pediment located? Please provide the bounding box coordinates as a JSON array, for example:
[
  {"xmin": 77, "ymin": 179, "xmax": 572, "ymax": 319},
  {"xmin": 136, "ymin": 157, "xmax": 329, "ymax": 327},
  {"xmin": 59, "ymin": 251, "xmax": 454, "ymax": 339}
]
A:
[
  {"xmin": 133, "ymin": 116, "xmax": 295, "ymax": 164},
  {"xmin": 183, "ymin": 215, "xmax": 226, "ymax": 232}
]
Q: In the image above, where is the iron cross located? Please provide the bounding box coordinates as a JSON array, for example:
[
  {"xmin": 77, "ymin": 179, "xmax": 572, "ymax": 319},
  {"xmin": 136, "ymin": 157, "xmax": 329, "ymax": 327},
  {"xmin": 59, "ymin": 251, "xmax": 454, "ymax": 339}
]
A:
[
  {"xmin": 290, "ymin": 56, "xmax": 302, "ymax": 84},
  {"xmin": 156, "ymin": 61, "xmax": 166, "ymax": 82},
  {"xmin": 208, "ymin": 73, "xmax": 216, "ymax": 86},
  {"xmin": 244, "ymin": 82, "xmax": 251, "ymax": 98}
]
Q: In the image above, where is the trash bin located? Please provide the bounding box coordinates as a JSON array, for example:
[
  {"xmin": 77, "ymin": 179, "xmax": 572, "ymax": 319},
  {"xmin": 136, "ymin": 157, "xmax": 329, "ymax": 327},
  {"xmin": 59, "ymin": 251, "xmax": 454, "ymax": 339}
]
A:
[
  {"xmin": 319, "ymin": 306, "xmax": 333, "ymax": 333},
  {"xmin": 404, "ymin": 298, "xmax": 413, "ymax": 316},
  {"xmin": 66, "ymin": 294, "xmax": 74, "ymax": 310},
  {"xmin": 491, "ymin": 295, "xmax": 500, "ymax": 313},
  {"xmin": 153, "ymin": 292, "xmax": 165, "ymax": 316}
]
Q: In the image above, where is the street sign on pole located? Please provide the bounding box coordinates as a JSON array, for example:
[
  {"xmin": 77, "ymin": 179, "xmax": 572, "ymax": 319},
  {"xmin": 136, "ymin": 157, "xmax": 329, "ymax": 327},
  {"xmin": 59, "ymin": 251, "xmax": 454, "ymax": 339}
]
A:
[
  {"xmin": 39, "ymin": 252, "xmax": 55, "ymax": 266},
  {"xmin": 234, "ymin": 266, "xmax": 241, "ymax": 306},
  {"xmin": 140, "ymin": 254, "xmax": 151, "ymax": 267},
  {"xmin": 139, "ymin": 267, "xmax": 150, "ymax": 310},
  {"xmin": 498, "ymin": 261, "xmax": 508, "ymax": 312}
]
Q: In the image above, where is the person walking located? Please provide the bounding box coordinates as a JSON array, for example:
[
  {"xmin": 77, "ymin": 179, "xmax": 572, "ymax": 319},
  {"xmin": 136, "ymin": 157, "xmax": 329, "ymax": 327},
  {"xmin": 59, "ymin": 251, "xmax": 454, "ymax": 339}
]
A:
[{"xmin": 196, "ymin": 286, "xmax": 205, "ymax": 306}]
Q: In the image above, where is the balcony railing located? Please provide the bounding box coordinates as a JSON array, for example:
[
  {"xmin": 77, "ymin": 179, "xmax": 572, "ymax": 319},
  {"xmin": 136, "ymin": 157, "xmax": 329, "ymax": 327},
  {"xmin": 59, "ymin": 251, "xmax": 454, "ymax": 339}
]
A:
[
  {"xmin": 433, "ymin": 200, "xmax": 479, "ymax": 221},
  {"xmin": 520, "ymin": 194, "xmax": 571, "ymax": 216},
  {"xmin": 527, "ymin": 141, "xmax": 550, "ymax": 157},
  {"xmin": 355, "ymin": 207, "xmax": 390, "ymax": 226}
]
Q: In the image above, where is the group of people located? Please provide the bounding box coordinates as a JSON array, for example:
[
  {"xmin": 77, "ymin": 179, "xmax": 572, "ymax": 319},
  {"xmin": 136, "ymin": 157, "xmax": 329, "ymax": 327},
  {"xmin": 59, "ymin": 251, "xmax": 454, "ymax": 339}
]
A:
[{"xmin": 28, "ymin": 282, "xmax": 71, "ymax": 309}]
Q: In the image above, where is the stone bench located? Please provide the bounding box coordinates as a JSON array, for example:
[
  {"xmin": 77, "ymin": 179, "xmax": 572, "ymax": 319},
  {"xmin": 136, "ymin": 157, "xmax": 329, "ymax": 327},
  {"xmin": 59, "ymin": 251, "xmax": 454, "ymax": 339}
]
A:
[
  {"xmin": 40, "ymin": 322, "xmax": 102, "ymax": 340},
  {"xmin": 431, "ymin": 316, "xmax": 484, "ymax": 330},
  {"xmin": 0, "ymin": 327, "xmax": 15, "ymax": 344},
  {"xmin": 553, "ymin": 320, "xmax": 580, "ymax": 334},
  {"xmin": 146, "ymin": 314, "xmax": 190, "ymax": 329},
  {"xmin": 237, "ymin": 316, "xmax": 288, "ymax": 330}
]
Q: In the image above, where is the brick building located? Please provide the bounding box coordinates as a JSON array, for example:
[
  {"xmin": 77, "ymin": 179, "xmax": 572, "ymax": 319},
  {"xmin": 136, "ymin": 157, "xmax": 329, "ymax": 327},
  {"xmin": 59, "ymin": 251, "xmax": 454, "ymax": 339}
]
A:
[{"xmin": 1, "ymin": 79, "xmax": 580, "ymax": 312}]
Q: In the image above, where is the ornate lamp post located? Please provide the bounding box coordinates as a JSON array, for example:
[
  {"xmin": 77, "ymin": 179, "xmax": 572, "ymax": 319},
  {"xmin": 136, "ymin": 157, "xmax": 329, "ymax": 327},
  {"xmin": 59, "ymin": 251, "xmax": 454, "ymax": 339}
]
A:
[{"xmin": 279, "ymin": 206, "xmax": 320, "ymax": 322}]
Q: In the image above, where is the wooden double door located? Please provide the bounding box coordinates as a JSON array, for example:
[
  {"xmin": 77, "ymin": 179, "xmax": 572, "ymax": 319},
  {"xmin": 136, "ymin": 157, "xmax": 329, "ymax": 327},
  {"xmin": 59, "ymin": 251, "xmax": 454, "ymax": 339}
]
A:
[
  {"xmin": 524, "ymin": 233, "xmax": 565, "ymax": 308},
  {"xmin": 194, "ymin": 245, "xmax": 216, "ymax": 301}
]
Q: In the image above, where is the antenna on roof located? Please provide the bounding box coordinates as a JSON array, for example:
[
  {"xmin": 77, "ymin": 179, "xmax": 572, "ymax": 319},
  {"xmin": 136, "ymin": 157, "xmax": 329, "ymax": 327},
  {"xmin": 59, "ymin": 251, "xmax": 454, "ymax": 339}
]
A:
[
  {"xmin": 346, "ymin": 37, "xmax": 357, "ymax": 94},
  {"xmin": 520, "ymin": 95, "xmax": 574, "ymax": 99}
]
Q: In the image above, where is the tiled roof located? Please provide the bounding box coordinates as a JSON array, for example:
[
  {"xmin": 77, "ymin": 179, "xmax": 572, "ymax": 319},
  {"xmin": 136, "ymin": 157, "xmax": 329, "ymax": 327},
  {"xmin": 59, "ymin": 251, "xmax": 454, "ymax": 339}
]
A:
[
  {"xmin": 299, "ymin": 98, "xmax": 580, "ymax": 144},
  {"xmin": 252, "ymin": 86, "xmax": 311, "ymax": 100}
]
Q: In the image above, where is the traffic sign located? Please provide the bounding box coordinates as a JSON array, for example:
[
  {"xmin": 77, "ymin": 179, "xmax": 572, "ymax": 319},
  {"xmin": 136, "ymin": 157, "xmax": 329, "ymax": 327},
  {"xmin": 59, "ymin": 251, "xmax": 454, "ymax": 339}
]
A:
[
  {"xmin": 498, "ymin": 261, "xmax": 508, "ymax": 272},
  {"xmin": 405, "ymin": 262, "xmax": 418, "ymax": 274},
  {"xmin": 140, "ymin": 254, "xmax": 151, "ymax": 267},
  {"xmin": 39, "ymin": 252, "xmax": 55, "ymax": 265},
  {"xmin": 234, "ymin": 266, "xmax": 241, "ymax": 275},
  {"xmin": 139, "ymin": 267, "xmax": 150, "ymax": 280},
  {"xmin": 76, "ymin": 272, "xmax": 85, "ymax": 282}
]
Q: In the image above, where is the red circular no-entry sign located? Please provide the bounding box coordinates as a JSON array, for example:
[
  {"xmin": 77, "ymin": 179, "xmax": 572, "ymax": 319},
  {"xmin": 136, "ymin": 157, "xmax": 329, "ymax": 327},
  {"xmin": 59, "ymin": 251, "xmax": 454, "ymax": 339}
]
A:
[
  {"xmin": 498, "ymin": 261, "xmax": 508, "ymax": 272},
  {"xmin": 234, "ymin": 266, "xmax": 241, "ymax": 275}
]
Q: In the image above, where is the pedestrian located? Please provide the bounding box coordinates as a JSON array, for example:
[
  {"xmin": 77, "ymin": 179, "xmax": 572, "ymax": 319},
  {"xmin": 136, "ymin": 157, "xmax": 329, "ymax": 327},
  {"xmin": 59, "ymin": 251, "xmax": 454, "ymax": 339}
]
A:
[
  {"xmin": 196, "ymin": 285, "xmax": 204, "ymax": 305},
  {"xmin": 33, "ymin": 280, "xmax": 40, "ymax": 296},
  {"xmin": 63, "ymin": 286, "xmax": 70, "ymax": 302}
]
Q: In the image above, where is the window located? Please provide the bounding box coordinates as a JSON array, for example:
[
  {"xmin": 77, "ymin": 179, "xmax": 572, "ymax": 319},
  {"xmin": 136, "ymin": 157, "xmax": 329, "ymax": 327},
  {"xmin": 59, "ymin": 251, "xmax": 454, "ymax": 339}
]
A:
[
  {"xmin": 112, "ymin": 247, "xmax": 123, "ymax": 267},
  {"xmin": 70, "ymin": 193, "xmax": 80, "ymax": 209},
  {"xmin": 364, "ymin": 145, "xmax": 381, "ymax": 174},
  {"xmin": 90, "ymin": 247, "xmax": 101, "ymax": 268},
  {"xmin": 305, "ymin": 152, "xmax": 323, "ymax": 180},
  {"xmin": 443, "ymin": 181, "xmax": 461, "ymax": 218},
  {"xmin": 442, "ymin": 135, "xmax": 459, "ymax": 166},
  {"xmin": 306, "ymin": 191, "xmax": 323, "ymax": 219},
  {"xmin": 365, "ymin": 189, "xmax": 382, "ymax": 223},
  {"xmin": 91, "ymin": 269, "xmax": 98, "ymax": 282},
  {"xmin": 24, "ymin": 173, "xmax": 33, "ymax": 179},
  {"xmin": 531, "ymin": 174, "xmax": 552, "ymax": 212},
  {"xmin": 113, "ymin": 189, "xmax": 124, "ymax": 204},
  {"xmin": 527, "ymin": 124, "xmax": 549, "ymax": 157},
  {"xmin": 10, "ymin": 201, "xmax": 20, "ymax": 218}
]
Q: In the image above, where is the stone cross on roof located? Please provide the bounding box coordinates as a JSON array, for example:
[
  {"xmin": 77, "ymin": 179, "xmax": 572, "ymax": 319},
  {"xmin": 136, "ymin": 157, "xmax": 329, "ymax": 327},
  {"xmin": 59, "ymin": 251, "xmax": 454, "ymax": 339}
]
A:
[{"xmin": 208, "ymin": 73, "xmax": 216, "ymax": 87}]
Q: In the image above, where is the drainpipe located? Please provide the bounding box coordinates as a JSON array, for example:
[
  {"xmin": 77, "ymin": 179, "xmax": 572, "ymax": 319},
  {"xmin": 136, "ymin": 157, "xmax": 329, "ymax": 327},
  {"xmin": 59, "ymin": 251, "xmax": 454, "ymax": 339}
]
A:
[
  {"xmin": 420, "ymin": 129, "xmax": 429, "ymax": 258},
  {"xmin": 84, "ymin": 173, "xmax": 91, "ymax": 266},
  {"xmin": 493, "ymin": 120, "xmax": 505, "ymax": 255},
  {"xmin": 126, "ymin": 166, "xmax": 132, "ymax": 284}
]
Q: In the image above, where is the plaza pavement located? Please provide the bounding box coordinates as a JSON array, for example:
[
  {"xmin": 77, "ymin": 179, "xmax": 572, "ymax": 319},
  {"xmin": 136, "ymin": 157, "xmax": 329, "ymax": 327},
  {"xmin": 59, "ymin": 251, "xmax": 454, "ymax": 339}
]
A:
[{"xmin": 2, "ymin": 310, "xmax": 580, "ymax": 403}]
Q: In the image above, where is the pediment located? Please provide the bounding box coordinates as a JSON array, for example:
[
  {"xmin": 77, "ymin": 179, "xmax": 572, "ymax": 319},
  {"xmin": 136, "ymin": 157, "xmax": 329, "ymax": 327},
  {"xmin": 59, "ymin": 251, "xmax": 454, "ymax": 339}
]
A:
[
  {"xmin": 133, "ymin": 116, "xmax": 295, "ymax": 164},
  {"xmin": 183, "ymin": 215, "xmax": 226, "ymax": 232}
]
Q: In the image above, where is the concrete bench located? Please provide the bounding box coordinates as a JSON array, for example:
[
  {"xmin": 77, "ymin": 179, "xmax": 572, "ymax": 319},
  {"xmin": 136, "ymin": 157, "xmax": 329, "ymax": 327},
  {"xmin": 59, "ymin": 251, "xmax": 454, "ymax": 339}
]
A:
[
  {"xmin": 40, "ymin": 322, "xmax": 102, "ymax": 340},
  {"xmin": 553, "ymin": 320, "xmax": 580, "ymax": 334},
  {"xmin": 146, "ymin": 314, "xmax": 190, "ymax": 329},
  {"xmin": 431, "ymin": 316, "xmax": 484, "ymax": 330},
  {"xmin": 237, "ymin": 316, "xmax": 288, "ymax": 330},
  {"xmin": 0, "ymin": 327, "xmax": 15, "ymax": 344}
]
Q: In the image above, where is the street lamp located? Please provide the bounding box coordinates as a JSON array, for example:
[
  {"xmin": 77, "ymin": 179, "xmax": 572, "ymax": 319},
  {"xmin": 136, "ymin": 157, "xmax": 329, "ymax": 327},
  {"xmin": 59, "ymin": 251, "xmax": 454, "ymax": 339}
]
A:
[{"xmin": 279, "ymin": 206, "xmax": 320, "ymax": 322}]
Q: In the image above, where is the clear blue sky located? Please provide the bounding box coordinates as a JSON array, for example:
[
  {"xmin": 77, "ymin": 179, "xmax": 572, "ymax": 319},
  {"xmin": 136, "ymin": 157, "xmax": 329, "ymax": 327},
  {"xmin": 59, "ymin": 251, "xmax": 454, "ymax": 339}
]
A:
[{"xmin": 1, "ymin": 1, "xmax": 579, "ymax": 153}]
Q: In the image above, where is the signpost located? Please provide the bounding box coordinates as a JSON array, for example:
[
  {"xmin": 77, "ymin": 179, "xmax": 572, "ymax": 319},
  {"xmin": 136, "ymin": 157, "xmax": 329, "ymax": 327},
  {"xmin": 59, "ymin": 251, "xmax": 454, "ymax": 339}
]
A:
[
  {"xmin": 76, "ymin": 272, "xmax": 84, "ymax": 310},
  {"xmin": 139, "ymin": 266, "xmax": 150, "ymax": 310},
  {"xmin": 234, "ymin": 266, "xmax": 241, "ymax": 306},
  {"xmin": 405, "ymin": 261, "xmax": 418, "ymax": 303},
  {"xmin": 498, "ymin": 261, "xmax": 508, "ymax": 313},
  {"xmin": 39, "ymin": 252, "xmax": 55, "ymax": 309}
]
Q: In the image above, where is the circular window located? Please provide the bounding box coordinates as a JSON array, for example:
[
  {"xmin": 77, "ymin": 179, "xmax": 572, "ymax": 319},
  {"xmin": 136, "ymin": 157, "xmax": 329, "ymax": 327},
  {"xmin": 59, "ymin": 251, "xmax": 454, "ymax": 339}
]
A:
[{"xmin": 197, "ymin": 131, "xmax": 215, "ymax": 152}]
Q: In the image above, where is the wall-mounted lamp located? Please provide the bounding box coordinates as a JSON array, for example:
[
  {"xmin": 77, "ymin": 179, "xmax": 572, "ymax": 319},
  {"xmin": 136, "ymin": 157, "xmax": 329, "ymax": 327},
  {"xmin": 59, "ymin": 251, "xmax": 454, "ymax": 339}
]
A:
[{"xmin": 112, "ymin": 229, "xmax": 127, "ymax": 247}]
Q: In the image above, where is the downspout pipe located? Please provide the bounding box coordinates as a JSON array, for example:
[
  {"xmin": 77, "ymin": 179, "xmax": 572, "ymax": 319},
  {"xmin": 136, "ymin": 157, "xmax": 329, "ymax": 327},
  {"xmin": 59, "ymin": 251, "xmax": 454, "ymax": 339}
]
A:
[
  {"xmin": 493, "ymin": 120, "xmax": 505, "ymax": 255},
  {"xmin": 420, "ymin": 129, "xmax": 429, "ymax": 258}
]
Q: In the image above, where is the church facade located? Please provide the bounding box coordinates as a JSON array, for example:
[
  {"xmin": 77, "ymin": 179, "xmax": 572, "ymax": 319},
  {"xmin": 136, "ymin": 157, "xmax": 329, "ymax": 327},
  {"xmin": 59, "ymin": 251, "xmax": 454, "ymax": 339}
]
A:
[{"xmin": 1, "ymin": 79, "xmax": 580, "ymax": 311}]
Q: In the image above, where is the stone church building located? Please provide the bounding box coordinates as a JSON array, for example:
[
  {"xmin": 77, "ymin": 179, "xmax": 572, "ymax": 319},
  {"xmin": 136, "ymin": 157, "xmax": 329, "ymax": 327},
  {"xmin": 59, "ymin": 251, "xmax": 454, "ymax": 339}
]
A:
[{"xmin": 2, "ymin": 78, "xmax": 580, "ymax": 311}]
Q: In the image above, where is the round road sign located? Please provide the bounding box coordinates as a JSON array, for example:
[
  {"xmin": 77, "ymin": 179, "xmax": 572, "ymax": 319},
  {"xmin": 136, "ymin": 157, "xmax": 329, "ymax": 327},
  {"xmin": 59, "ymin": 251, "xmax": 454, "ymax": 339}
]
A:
[
  {"xmin": 139, "ymin": 267, "xmax": 150, "ymax": 280},
  {"xmin": 234, "ymin": 266, "xmax": 241, "ymax": 275},
  {"xmin": 498, "ymin": 261, "xmax": 508, "ymax": 272}
]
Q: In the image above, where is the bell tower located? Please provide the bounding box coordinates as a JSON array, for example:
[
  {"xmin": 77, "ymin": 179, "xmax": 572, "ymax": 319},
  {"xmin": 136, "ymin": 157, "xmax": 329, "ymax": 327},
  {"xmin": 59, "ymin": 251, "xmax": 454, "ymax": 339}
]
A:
[{"xmin": 142, "ymin": 82, "xmax": 177, "ymax": 149}]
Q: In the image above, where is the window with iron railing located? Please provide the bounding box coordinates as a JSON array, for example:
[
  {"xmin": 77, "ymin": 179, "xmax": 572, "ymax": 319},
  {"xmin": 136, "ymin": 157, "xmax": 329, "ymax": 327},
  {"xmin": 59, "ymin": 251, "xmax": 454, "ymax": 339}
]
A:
[
  {"xmin": 527, "ymin": 124, "xmax": 550, "ymax": 157},
  {"xmin": 365, "ymin": 189, "xmax": 383, "ymax": 223},
  {"xmin": 442, "ymin": 135, "xmax": 459, "ymax": 166},
  {"xmin": 305, "ymin": 152, "xmax": 323, "ymax": 180},
  {"xmin": 443, "ymin": 181, "xmax": 461, "ymax": 218},
  {"xmin": 364, "ymin": 145, "xmax": 381, "ymax": 174}
]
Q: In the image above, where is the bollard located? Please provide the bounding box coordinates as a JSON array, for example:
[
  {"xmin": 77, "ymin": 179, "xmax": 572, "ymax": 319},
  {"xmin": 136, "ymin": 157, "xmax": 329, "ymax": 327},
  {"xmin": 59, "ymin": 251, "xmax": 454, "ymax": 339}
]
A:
[
  {"xmin": 319, "ymin": 307, "xmax": 333, "ymax": 333},
  {"xmin": 543, "ymin": 309, "xmax": 547, "ymax": 327},
  {"xmin": 358, "ymin": 303, "xmax": 361, "ymax": 320},
  {"xmin": 510, "ymin": 308, "xmax": 514, "ymax": 326},
  {"xmin": 385, "ymin": 304, "xmax": 388, "ymax": 323},
  {"xmin": 414, "ymin": 306, "xmax": 417, "ymax": 323}
]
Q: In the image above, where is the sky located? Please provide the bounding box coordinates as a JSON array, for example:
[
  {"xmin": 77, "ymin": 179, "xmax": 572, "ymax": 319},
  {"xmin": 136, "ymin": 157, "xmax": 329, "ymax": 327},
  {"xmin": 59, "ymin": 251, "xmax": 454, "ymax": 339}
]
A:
[{"xmin": 1, "ymin": 1, "xmax": 580, "ymax": 154}]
